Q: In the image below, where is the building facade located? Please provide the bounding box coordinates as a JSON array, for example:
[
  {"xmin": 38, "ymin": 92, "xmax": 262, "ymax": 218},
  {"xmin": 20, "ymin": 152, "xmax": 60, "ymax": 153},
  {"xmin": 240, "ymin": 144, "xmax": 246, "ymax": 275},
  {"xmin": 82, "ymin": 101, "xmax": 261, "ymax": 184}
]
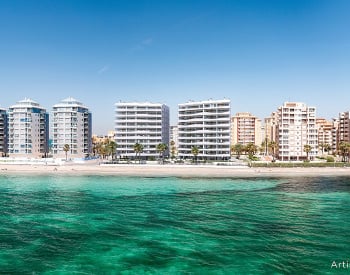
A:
[
  {"xmin": 178, "ymin": 99, "xmax": 231, "ymax": 160},
  {"xmin": 264, "ymin": 112, "xmax": 279, "ymax": 143},
  {"xmin": 277, "ymin": 102, "xmax": 318, "ymax": 161},
  {"xmin": 338, "ymin": 111, "xmax": 350, "ymax": 144},
  {"xmin": 332, "ymin": 118, "xmax": 339, "ymax": 154},
  {"xmin": 231, "ymin": 112, "xmax": 262, "ymax": 146},
  {"xmin": 316, "ymin": 118, "xmax": 333, "ymax": 155},
  {"xmin": 115, "ymin": 102, "xmax": 170, "ymax": 159},
  {"xmin": 8, "ymin": 98, "xmax": 49, "ymax": 157},
  {"xmin": 170, "ymin": 125, "xmax": 179, "ymax": 157},
  {"xmin": 52, "ymin": 97, "xmax": 92, "ymax": 158},
  {"xmin": 0, "ymin": 108, "xmax": 8, "ymax": 156}
]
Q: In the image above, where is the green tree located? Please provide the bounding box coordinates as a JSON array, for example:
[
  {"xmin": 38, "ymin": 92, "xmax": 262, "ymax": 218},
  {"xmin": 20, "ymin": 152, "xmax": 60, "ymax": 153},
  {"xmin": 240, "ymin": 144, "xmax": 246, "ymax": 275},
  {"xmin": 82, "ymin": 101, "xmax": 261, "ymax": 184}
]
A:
[
  {"xmin": 268, "ymin": 141, "xmax": 278, "ymax": 161},
  {"xmin": 338, "ymin": 141, "xmax": 350, "ymax": 162},
  {"xmin": 63, "ymin": 144, "xmax": 70, "ymax": 161},
  {"xmin": 324, "ymin": 143, "xmax": 332, "ymax": 154},
  {"xmin": 170, "ymin": 140, "xmax": 176, "ymax": 159},
  {"xmin": 133, "ymin": 143, "xmax": 144, "ymax": 163},
  {"xmin": 231, "ymin": 143, "xmax": 244, "ymax": 159},
  {"xmin": 303, "ymin": 144, "xmax": 312, "ymax": 161},
  {"xmin": 191, "ymin": 146, "xmax": 199, "ymax": 163},
  {"xmin": 319, "ymin": 142, "xmax": 327, "ymax": 155},
  {"xmin": 156, "ymin": 143, "xmax": 168, "ymax": 164},
  {"xmin": 245, "ymin": 142, "xmax": 258, "ymax": 160},
  {"xmin": 92, "ymin": 142, "xmax": 98, "ymax": 156},
  {"xmin": 261, "ymin": 138, "xmax": 269, "ymax": 155},
  {"xmin": 94, "ymin": 142, "xmax": 103, "ymax": 158},
  {"xmin": 99, "ymin": 144, "xmax": 108, "ymax": 159},
  {"xmin": 107, "ymin": 140, "xmax": 118, "ymax": 160}
]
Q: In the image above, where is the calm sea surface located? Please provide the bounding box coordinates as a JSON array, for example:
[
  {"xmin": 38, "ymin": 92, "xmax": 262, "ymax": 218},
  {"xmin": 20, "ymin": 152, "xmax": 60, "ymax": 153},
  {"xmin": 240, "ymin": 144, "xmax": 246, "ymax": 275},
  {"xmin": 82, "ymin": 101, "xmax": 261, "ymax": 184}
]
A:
[{"xmin": 0, "ymin": 175, "xmax": 349, "ymax": 274}]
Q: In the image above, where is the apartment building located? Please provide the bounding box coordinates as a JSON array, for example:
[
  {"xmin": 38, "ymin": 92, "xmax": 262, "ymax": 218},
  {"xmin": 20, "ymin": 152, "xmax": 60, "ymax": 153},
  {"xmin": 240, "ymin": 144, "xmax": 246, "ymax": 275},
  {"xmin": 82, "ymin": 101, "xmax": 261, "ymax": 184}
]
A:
[
  {"xmin": 0, "ymin": 108, "xmax": 8, "ymax": 156},
  {"xmin": 115, "ymin": 102, "xmax": 170, "ymax": 159},
  {"xmin": 178, "ymin": 99, "xmax": 231, "ymax": 160},
  {"xmin": 277, "ymin": 102, "xmax": 318, "ymax": 161},
  {"xmin": 332, "ymin": 118, "xmax": 339, "ymax": 154},
  {"xmin": 170, "ymin": 125, "xmax": 179, "ymax": 156},
  {"xmin": 8, "ymin": 98, "xmax": 49, "ymax": 157},
  {"xmin": 52, "ymin": 97, "xmax": 92, "ymax": 158},
  {"xmin": 264, "ymin": 112, "xmax": 278, "ymax": 143},
  {"xmin": 231, "ymin": 112, "xmax": 262, "ymax": 146},
  {"xmin": 316, "ymin": 118, "xmax": 333, "ymax": 155},
  {"xmin": 338, "ymin": 111, "xmax": 350, "ymax": 144}
]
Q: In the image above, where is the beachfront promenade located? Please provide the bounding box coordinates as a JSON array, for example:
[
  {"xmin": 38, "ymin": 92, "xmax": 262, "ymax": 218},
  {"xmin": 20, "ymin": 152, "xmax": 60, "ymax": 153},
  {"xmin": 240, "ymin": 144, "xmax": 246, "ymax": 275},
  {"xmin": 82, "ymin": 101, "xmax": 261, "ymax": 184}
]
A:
[{"xmin": 1, "ymin": 160, "xmax": 350, "ymax": 178}]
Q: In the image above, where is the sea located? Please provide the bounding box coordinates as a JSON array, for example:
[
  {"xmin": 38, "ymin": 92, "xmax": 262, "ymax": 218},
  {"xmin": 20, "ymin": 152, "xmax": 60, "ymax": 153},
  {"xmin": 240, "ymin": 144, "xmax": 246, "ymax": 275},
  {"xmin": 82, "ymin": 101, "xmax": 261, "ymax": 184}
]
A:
[{"xmin": 0, "ymin": 175, "xmax": 349, "ymax": 274}]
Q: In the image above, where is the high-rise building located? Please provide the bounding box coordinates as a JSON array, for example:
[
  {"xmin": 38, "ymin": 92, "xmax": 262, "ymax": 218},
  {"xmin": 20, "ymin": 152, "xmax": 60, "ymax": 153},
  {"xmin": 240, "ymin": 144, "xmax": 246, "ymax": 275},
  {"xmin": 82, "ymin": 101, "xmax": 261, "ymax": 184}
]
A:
[
  {"xmin": 0, "ymin": 108, "xmax": 8, "ymax": 156},
  {"xmin": 178, "ymin": 99, "xmax": 231, "ymax": 160},
  {"xmin": 332, "ymin": 118, "xmax": 339, "ymax": 154},
  {"xmin": 338, "ymin": 111, "xmax": 350, "ymax": 144},
  {"xmin": 231, "ymin": 112, "xmax": 262, "ymax": 146},
  {"xmin": 115, "ymin": 102, "xmax": 170, "ymax": 159},
  {"xmin": 277, "ymin": 102, "xmax": 318, "ymax": 161},
  {"xmin": 316, "ymin": 118, "xmax": 333, "ymax": 155},
  {"xmin": 8, "ymin": 98, "xmax": 49, "ymax": 157},
  {"xmin": 170, "ymin": 125, "xmax": 179, "ymax": 156},
  {"xmin": 264, "ymin": 112, "xmax": 278, "ymax": 143},
  {"xmin": 52, "ymin": 97, "xmax": 92, "ymax": 158}
]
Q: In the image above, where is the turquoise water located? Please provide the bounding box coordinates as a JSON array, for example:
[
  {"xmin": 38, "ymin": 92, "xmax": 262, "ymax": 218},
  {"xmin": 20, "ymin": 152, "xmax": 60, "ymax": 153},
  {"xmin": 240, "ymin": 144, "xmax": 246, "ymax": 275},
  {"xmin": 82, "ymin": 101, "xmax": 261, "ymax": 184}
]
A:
[{"xmin": 0, "ymin": 175, "xmax": 349, "ymax": 274}]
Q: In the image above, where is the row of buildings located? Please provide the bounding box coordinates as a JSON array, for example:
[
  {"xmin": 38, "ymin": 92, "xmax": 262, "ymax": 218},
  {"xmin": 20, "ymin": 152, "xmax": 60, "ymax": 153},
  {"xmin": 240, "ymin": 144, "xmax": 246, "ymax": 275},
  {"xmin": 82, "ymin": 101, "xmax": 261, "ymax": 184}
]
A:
[
  {"xmin": 0, "ymin": 97, "xmax": 92, "ymax": 158},
  {"xmin": 1, "ymin": 98, "xmax": 349, "ymax": 161},
  {"xmin": 115, "ymin": 100, "xmax": 350, "ymax": 161}
]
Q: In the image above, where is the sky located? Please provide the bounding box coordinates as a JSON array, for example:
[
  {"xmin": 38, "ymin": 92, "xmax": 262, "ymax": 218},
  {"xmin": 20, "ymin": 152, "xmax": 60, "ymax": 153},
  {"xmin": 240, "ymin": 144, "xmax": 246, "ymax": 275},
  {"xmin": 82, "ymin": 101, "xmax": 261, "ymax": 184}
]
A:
[{"xmin": 0, "ymin": 0, "xmax": 350, "ymax": 135}]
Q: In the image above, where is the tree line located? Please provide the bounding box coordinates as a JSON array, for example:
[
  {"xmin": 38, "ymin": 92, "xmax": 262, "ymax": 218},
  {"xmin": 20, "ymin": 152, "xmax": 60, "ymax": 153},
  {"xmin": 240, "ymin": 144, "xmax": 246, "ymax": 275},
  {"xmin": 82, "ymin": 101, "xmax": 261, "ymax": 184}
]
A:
[{"xmin": 62, "ymin": 138, "xmax": 350, "ymax": 163}]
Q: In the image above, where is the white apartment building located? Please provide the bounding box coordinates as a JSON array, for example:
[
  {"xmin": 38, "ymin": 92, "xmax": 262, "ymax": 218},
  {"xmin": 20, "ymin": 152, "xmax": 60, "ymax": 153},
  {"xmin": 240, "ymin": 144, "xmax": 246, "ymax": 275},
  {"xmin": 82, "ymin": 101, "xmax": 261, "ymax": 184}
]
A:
[
  {"xmin": 170, "ymin": 125, "xmax": 179, "ymax": 157},
  {"xmin": 178, "ymin": 99, "xmax": 231, "ymax": 160},
  {"xmin": 338, "ymin": 111, "xmax": 350, "ymax": 143},
  {"xmin": 8, "ymin": 98, "xmax": 49, "ymax": 157},
  {"xmin": 332, "ymin": 118, "xmax": 339, "ymax": 154},
  {"xmin": 277, "ymin": 102, "xmax": 318, "ymax": 161},
  {"xmin": 52, "ymin": 97, "xmax": 92, "ymax": 158},
  {"xmin": 115, "ymin": 102, "xmax": 170, "ymax": 159},
  {"xmin": 231, "ymin": 112, "xmax": 262, "ymax": 146},
  {"xmin": 0, "ymin": 108, "xmax": 8, "ymax": 156}
]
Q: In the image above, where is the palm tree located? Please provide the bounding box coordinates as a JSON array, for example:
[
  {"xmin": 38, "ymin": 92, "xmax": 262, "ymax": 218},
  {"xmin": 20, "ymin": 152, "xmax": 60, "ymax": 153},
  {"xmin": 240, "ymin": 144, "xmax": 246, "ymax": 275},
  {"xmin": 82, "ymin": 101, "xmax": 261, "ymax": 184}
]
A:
[
  {"xmin": 191, "ymin": 146, "xmax": 199, "ymax": 163},
  {"xmin": 94, "ymin": 142, "xmax": 103, "ymax": 158},
  {"xmin": 268, "ymin": 141, "xmax": 278, "ymax": 161},
  {"xmin": 99, "ymin": 144, "xmax": 108, "ymax": 159},
  {"xmin": 319, "ymin": 142, "xmax": 327, "ymax": 155},
  {"xmin": 231, "ymin": 143, "xmax": 243, "ymax": 159},
  {"xmin": 303, "ymin": 144, "xmax": 312, "ymax": 161},
  {"xmin": 156, "ymin": 143, "xmax": 168, "ymax": 164},
  {"xmin": 170, "ymin": 140, "xmax": 176, "ymax": 159},
  {"xmin": 245, "ymin": 142, "xmax": 258, "ymax": 160},
  {"xmin": 63, "ymin": 144, "xmax": 70, "ymax": 161},
  {"xmin": 261, "ymin": 138, "xmax": 269, "ymax": 156},
  {"xmin": 324, "ymin": 143, "xmax": 332, "ymax": 154},
  {"xmin": 338, "ymin": 141, "xmax": 350, "ymax": 162},
  {"xmin": 107, "ymin": 140, "xmax": 118, "ymax": 160},
  {"xmin": 133, "ymin": 143, "xmax": 144, "ymax": 163},
  {"xmin": 92, "ymin": 142, "xmax": 97, "ymax": 156}
]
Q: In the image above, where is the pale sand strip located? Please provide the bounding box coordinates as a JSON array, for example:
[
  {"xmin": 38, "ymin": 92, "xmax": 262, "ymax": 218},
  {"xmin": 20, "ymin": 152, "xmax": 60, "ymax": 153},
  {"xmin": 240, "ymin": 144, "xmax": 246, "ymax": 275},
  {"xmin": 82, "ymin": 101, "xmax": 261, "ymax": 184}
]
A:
[{"xmin": 0, "ymin": 163, "xmax": 350, "ymax": 178}]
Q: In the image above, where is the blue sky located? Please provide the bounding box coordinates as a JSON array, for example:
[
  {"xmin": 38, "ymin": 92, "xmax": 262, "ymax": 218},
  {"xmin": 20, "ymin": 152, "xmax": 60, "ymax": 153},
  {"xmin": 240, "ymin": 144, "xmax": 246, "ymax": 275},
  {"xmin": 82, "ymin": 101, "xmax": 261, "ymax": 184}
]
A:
[{"xmin": 0, "ymin": 0, "xmax": 349, "ymax": 134}]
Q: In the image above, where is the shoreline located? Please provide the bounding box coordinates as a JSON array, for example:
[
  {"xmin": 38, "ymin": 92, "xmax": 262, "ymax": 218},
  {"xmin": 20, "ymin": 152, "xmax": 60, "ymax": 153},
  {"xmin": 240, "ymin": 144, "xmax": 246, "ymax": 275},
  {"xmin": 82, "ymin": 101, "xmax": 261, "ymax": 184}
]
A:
[{"xmin": 1, "ymin": 163, "xmax": 350, "ymax": 178}]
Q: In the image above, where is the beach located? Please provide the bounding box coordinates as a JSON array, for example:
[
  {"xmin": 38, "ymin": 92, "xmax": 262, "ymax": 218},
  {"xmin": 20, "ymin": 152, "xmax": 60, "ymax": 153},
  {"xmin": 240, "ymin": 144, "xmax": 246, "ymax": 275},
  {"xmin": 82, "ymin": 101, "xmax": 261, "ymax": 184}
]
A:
[{"xmin": 1, "ymin": 163, "xmax": 350, "ymax": 178}]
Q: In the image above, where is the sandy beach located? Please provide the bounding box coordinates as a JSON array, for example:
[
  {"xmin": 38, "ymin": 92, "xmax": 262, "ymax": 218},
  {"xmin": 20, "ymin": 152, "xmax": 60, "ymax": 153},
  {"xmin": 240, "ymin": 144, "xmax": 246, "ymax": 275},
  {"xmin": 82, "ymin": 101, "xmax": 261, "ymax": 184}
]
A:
[{"xmin": 1, "ymin": 163, "xmax": 350, "ymax": 178}]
